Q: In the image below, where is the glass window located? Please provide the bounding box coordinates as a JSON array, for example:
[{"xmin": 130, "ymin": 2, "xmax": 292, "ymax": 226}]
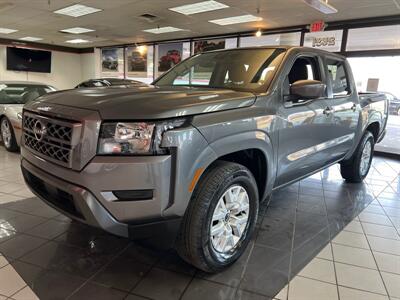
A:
[
  {"xmin": 101, "ymin": 48, "xmax": 124, "ymax": 78},
  {"xmin": 154, "ymin": 48, "xmax": 286, "ymax": 92},
  {"xmin": 126, "ymin": 45, "xmax": 154, "ymax": 84},
  {"xmin": 240, "ymin": 32, "xmax": 301, "ymax": 47},
  {"xmin": 347, "ymin": 25, "xmax": 400, "ymax": 51},
  {"xmin": 304, "ymin": 30, "xmax": 343, "ymax": 52},
  {"xmin": 0, "ymin": 84, "xmax": 54, "ymax": 104},
  {"xmin": 288, "ymin": 57, "xmax": 321, "ymax": 84},
  {"xmin": 326, "ymin": 58, "xmax": 350, "ymax": 97}
]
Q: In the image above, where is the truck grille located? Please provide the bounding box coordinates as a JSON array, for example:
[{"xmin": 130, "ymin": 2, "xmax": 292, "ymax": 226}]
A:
[{"xmin": 23, "ymin": 112, "xmax": 77, "ymax": 166}]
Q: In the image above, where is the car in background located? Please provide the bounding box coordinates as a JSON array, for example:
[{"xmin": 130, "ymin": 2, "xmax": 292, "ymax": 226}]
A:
[
  {"xmin": 130, "ymin": 51, "xmax": 146, "ymax": 71},
  {"xmin": 102, "ymin": 56, "xmax": 118, "ymax": 70},
  {"xmin": 75, "ymin": 78, "xmax": 148, "ymax": 88},
  {"xmin": 0, "ymin": 81, "xmax": 56, "ymax": 152},
  {"xmin": 159, "ymin": 50, "xmax": 181, "ymax": 71},
  {"xmin": 383, "ymin": 92, "xmax": 400, "ymax": 115}
]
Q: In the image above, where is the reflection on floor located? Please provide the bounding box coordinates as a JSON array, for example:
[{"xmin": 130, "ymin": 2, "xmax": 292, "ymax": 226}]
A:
[{"xmin": 0, "ymin": 147, "xmax": 399, "ymax": 300}]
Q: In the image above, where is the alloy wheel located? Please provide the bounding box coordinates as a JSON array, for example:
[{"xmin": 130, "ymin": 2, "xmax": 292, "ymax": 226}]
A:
[
  {"xmin": 1, "ymin": 119, "xmax": 12, "ymax": 148},
  {"xmin": 360, "ymin": 140, "xmax": 372, "ymax": 176}
]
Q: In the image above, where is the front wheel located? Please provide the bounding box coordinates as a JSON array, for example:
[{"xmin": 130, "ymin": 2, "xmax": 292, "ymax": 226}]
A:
[
  {"xmin": 176, "ymin": 161, "xmax": 259, "ymax": 273},
  {"xmin": 340, "ymin": 131, "xmax": 374, "ymax": 183},
  {"xmin": 1, "ymin": 117, "xmax": 18, "ymax": 152}
]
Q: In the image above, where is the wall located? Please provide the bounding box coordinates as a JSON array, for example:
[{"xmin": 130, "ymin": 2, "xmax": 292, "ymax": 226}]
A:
[{"xmin": 0, "ymin": 45, "xmax": 96, "ymax": 90}]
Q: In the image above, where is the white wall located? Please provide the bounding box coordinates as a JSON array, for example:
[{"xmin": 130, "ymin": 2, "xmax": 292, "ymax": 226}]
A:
[{"xmin": 0, "ymin": 45, "xmax": 96, "ymax": 90}]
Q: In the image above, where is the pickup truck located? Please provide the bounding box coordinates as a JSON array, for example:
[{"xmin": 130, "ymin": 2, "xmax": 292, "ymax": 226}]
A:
[{"xmin": 20, "ymin": 46, "xmax": 388, "ymax": 273}]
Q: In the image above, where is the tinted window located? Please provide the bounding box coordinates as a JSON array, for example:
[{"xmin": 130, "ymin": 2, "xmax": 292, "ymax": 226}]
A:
[
  {"xmin": 0, "ymin": 84, "xmax": 53, "ymax": 104},
  {"xmin": 288, "ymin": 56, "xmax": 321, "ymax": 84},
  {"xmin": 327, "ymin": 58, "xmax": 350, "ymax": 97}
]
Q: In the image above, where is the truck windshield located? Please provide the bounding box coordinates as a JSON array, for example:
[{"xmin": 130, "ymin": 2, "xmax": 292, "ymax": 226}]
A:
[{"xmin": 154, "ymin": 48, "xmax": 286, "ymax": 92}]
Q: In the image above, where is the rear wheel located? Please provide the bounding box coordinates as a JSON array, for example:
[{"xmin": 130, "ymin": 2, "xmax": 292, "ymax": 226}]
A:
[
  {"xmin": 1, "ymin": 117, "xmax": 18, "ymax": 152},
  {"xmin": 176, "ymin": 161, "xmax": 259, "ymax": 273},
  {"xmin": 340, "ymin": 131, "xmax": 374, "ymax": 183}
]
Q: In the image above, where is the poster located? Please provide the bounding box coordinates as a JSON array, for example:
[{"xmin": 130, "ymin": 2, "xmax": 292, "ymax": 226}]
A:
[
  {"xmin": 157, "ymin": 43, "xmax": 183, "ymax": 72},
  {"xmin": 101, "ymin": 49, "xmax": 119, "ymax": 72},
  {"xmin": 194, "ymin": 39, "xmax": 225, "ymax": 54}
]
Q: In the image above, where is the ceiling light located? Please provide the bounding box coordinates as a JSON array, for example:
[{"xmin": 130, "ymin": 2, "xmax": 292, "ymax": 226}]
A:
[
  {"xmin": 19, "ymin": 37, "xmax": 43, "ymax": 41},
  {"xmin": 169, "ymin": 0, "xmax": 229, "ymax": 15},
  {"xmin": 209, "ymin": 14, "xmax": 262, "ymax": 26},
  {"xmin": 54, "ymin": 4, "xmax": 102, "ymax": 17},
  {"xmin": 0, "ymin": 28, "xmax": 18, "ymax": 34},
  {"xmin": 143, "ymin": 26, "xmax": 184, "ymax": 34},
  {"xmin": 303, "ymin": 0, "xmax": 338, "ymax": 14},
  {"xmin": 60, "ymin": 27, "xmax": 95, "ymax": 34},
  {"xmin": 65, "ymin": 39, "xmax": 91, "ymax": 44},
  {"xmin": 255, "ymin": 29, "xmax": 262, "ymax": 37}
]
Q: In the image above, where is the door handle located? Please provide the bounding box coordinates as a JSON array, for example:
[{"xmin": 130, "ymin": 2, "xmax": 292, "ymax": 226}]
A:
[
  {"xmin": 351, "ymin": 104, "xmax": 357, "ymax": 111},
  {"xmin": 323, "ymin": 107, "xmax": 333, "ymax": 116}
]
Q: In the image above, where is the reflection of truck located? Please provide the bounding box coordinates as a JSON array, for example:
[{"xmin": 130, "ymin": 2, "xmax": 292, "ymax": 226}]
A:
[
  {"xmin": 102, "ymin": 56, "xmax": 118, "ymax": 70},
  {"xmin": 159, "ymin": 50, "xmax": 181, "ymax": 71},
  {"xmin": 130, "ymin": 51, "xmax": 146, "ymax": 71},
  {"xmin": 21, "ymin": 47, "xmax": 388, "ymax": 273}
]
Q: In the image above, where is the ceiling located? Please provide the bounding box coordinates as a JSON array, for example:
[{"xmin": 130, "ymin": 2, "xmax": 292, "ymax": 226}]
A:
[{"xmin": 0, "ymin": 0, "xmax": 399, "ymax": 48}]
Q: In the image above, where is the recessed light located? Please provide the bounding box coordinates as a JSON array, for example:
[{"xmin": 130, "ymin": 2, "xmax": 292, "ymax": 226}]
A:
[
  {"xmin": 60, "ymin": 27, "xmax": 95, "ymax": 34},
  {"xmin": 169, "ymin": 0, "xmax": 228, "ymax": 15},
  {"xmin": 54, "ymin": 4, "xmax": 102, "ymax": 17},
  {"xmin": 65, "ymin": 39, "xmax": 91, "ymax": 44},
  {"xmin": 0, "ymin": 28, "xmax": 18, "ymax": 34},
  {"xmin": 19, "ymin": 37, "xmax": 43, "ymax": 41},
  {"xmin": 143, "ymin": 26, "xmax": 184, "ymax": 34},
  {"xmin": 303, "ymin": 0, "xmax": 338, "ymax": 14},
  {"xmin": 209, "ymin": 14, "xmax": 262, "ymax": 26}
]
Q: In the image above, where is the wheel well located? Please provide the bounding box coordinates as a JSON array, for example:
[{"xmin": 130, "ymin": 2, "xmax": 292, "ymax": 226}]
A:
[
  {"xmin": 218, "ymin": 149, "xmax": 267, "ymax": 200},
  {"xmin": 366, "ymin": 122, "xmax": 380, "ymax": 142}
]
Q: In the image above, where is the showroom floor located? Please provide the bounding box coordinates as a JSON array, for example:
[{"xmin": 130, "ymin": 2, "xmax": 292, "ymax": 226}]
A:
[{"xmin": 0, "ymin": 148, "xmax": 399, "ymax": 300}]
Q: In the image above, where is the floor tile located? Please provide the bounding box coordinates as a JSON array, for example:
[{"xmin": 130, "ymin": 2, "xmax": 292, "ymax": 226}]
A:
[
  {"xmin": 367, "ymin": 236, "xmax": 400, "ymax": 256},
  {"xmin": 335, "ymin": 262, "xmax": 387, "ymax": 295},
  {"xmin": 381, "ymin": 272, "xmax": 400, "ymax": 298},
  {"xmin": 298, "ymin": 258, "xmax": 336, "ymax": 284},
  {"xmin": 287, "ymin": 276, "xmax": 338, "ymax": 300},
  {"xmin": 181, "ymin": 278, "xmax": 236, "ymax": 300},
  {"xmin": 338, "ymin": 286, "xmax": 389, "ymax": 300},
  {"xmin": 69, "ymin": 282, "xmax": 127, "ymax": 300},
  {"xmin": 316, "ymin": 244, "xmax": 333, "ymax": 261},
  {"xmin": 343, "ymin": 220, "xmax": 363, "ymax": 234},
  {"xmin": 359, "ymin": 212, "xmax": 393, "ymax": 226},
  {"xmin": 0, "ymin": 234, "xmax": 47, "ymax": 259},
  {"xmin": 26, "ymin": 220, "xmax": 71, "ymax": 240},
  {"xmin": 11, "ymin": 286, "xmax": 39, "ymax": 300},
  {"xmin": 0, "ymin": 255, "xmax": 8, "ymax": 268},
  {"xmin": 332, "ymin": 231, "xmax": 370, "ymax": 249},
  {"xmin": 332, "ymin": 243, "xmax": 377, "ymax": 269},
  {"xmin": 133, "ymin": 268, "xmax": 192, "ymax": 300},
  {"xmin": 374, "ymin": 251, "xmax": 400, "ymax": 275},
  {"xmin": 0, "ymin": 265, "xmax": 26, "ymax": 296},
  {"xmin": 362, "ymin": 222, "xmax": 400, "ymax": 240}
]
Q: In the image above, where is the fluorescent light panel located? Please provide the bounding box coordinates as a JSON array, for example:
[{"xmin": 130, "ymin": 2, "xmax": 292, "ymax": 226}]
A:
[
  {"xmin": 0, "ymin": 28, "xmax": 18, "ymax": 34},
  {"xmin": 169, "ymin": 0, "xmax": 228, "ymax": 15},
  {"xmin": 303, "ymin": 0, "xmax": 338, "ymax": 14},
  {"xmin": 66, "ymin": 39, "xmax": 91, "ymax": 44},
  {"xmin": 54, "ymin": 4, "xmax": 102, "ymax": 17},
  {"xmin": 60, "ymin": 27, "xmax": 95, "ymax": 34},
  {"xmin": 19, "ymin": 36, "xmax": 43, "ymax": 41},
  {"xmin": 209, "ymin": 14, "xmax": 262, "ymax": 25},
  {"xmin": 143, "ymin": 26, "xmax": 184, "ymax": 34}
]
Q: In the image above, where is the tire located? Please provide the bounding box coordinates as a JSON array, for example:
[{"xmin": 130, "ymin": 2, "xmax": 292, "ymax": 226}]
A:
[
  {"xmin": 0, "ymin": 117, "xmax": 18, "ymax": 152},
  {"xmin": 176, "ymin": 161, "xmax": 259, "ymax": 273},
  {"xmin": 340, "ymin": 131, "xmax": 374, "ymax": 183}
]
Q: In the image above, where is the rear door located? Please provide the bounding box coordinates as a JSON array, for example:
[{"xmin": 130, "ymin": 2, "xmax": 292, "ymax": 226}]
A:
[{"xmin": 324, "ymin": 56, "xmax": 360, "ymax": 159}]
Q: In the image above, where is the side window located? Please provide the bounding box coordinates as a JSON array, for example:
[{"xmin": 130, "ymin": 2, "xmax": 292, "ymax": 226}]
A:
[
  {"xmin": 326, "ymin": 58, "xmax": 351, "ymax": 97},
  {"xmin": 288, "ymin": 56, "xmax": 321, "ymax": 84}
]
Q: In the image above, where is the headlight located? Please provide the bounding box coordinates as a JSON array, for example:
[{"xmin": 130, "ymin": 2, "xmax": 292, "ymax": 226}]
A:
[{"xmin": 98, "ymin": 119, "xmax": 187, "ymax": 155}]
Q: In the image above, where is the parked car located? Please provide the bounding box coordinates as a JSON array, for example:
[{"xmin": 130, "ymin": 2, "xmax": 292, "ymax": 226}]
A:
[
  {"xmin": 21, "ymin": 47, "xmax": 388, "ymax": 273},
  {"xmin": 75, "ymin": 78, "xmax": 148, "ymax": 88},
  {"xmin": 383, "ymin": 92, "xmax": 400, "ymax": 115},
  {"xmin": 159, "ymin": 49, "xmax": 181, "ymax": 71},
  {"xmin": 0, "ymin": 81, "xmax": 56, "ymax": 152}
]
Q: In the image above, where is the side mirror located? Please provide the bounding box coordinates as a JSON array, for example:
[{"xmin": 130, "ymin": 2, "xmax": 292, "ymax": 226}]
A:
[{"xmin": 290, "ymin": 80, "xmax": 326, "ymax": 100}]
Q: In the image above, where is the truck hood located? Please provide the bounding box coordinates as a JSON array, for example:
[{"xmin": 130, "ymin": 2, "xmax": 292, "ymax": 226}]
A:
[{"xmin": 28, "ymin": 85, "xmax": 256, "ymax": 120}]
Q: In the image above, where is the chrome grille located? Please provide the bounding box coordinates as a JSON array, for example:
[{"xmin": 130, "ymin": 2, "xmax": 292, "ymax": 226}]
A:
[{"xmin": 22, "ymin": 112, "xmax": 77, "ymax": 166}]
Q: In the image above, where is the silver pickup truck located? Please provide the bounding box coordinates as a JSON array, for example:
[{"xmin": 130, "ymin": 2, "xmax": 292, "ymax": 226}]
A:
[{"xmin": 20, "ymin": 46, "xmax": 388, "ymax": 273}]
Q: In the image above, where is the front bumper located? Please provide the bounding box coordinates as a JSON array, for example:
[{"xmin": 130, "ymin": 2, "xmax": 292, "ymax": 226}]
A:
[{"xmin": 21, "ymin": 147, "xmax": 179, "ymax": 238}]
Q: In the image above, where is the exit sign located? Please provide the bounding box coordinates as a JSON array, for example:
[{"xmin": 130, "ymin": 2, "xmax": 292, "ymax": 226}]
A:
[{"xmin": 310, "ymin": 21, "xmax": 326, "ymax": 32}]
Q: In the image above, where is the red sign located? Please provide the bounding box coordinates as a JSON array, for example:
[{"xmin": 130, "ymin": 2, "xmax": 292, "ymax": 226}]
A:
[{"xmin": 310, "ymin": 21, "xmax": 325, "ymax": 32}]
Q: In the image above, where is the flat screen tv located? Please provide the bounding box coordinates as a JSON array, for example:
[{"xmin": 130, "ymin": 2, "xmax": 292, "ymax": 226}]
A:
[{"xmin": 6, "ymin": 47, "xmax": 52, "ymax": 73}]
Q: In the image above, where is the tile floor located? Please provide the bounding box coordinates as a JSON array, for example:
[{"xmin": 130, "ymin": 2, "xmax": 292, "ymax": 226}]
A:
[{"xmin": 0, "ymin": 147, "xmax": 399, "ymax": 299}]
